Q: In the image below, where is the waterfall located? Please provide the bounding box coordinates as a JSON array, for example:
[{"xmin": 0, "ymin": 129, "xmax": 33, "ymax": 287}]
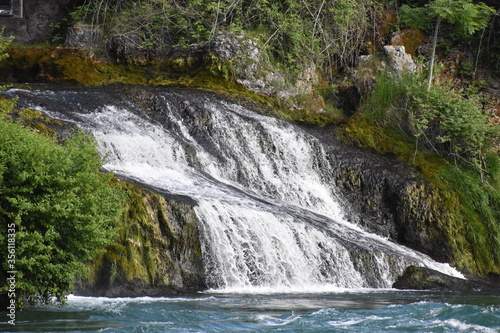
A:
[{"xmin": 6, "ymin": 86, "xmax": 464, "ymax": 292}]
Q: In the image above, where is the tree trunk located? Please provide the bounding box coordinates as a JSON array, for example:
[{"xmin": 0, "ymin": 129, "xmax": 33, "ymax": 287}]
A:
[{"xmin": 427, "ymin": 15, "xmax": 441, "ymax": 91}]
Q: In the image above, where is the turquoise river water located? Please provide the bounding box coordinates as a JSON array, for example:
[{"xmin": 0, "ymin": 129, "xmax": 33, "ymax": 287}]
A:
[{"xmin": 2, "ymin": 290, "xmax": 500, "ymax": 332}]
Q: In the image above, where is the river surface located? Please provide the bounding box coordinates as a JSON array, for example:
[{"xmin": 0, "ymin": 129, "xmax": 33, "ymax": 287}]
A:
[{"xmin": 2, "ymin": 291, "xmax": 500, "ymax": 332}]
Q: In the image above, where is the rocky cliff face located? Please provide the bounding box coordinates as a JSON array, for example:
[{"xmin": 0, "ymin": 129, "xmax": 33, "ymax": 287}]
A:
[
  {"xmin": 74, "ymin": 180, "xmax": 206, "ymax": 297},
  {"xmin": 303, "ymin": 126, "xmax": 458, "ymax": 267}
]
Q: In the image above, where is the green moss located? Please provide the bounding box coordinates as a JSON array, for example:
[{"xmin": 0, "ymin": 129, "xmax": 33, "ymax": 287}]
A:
[
  {"xmin": 78, "ymin": 180, "xmax": 171, "ymax": 286},
  {"xmin": 2, "ymin": 46, "xmax": 342, "ymax": 127},
  {"xmin": 274, "ymin": 95, "xmax": 344, "ymax": 126},
  {"xmin": 17, "ymin": 108, "xmax": 43, "ymax": 120},
  {"xmin": 336, "ymin": 115, "xmax": 444, "ymax": 176},
  {"xmin": 14, "ymin": 108, "xmax": 71, "ymax": 141},
  {"xmin": 1, "ymin": 101, "xmax": 76, "ymax": 142}
]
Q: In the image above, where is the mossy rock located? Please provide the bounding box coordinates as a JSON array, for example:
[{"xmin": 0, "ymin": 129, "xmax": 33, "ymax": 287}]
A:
[
  {"xmin": 393, "ymin": 266, "xmax": 500, "ymax": 291},
  {"xmin": 13, "ymin": 108, "xmax": 76, "ymax": 141},
  {"xmin": 1, "ymin": 45, "xmax": 343, "ymax": 127},
  {"xmin": 0, "ymin": 96, "xmax": 16, "ymax": 114},
  {"xmin": 74, "ymin": 179, "xmax": 206, "ymax": 297},
  {"xmin": 335, "ymin": 114, "xmax": 500, "ymax": 276},
  {"xmin": 1, "ymin": 101, "xmax": 77, "ymax": 142}
]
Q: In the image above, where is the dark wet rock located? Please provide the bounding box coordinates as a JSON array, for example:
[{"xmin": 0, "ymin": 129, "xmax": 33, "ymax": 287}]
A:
[
  {"xmin": 393, "ymin": 266, "xmax": 500, "ymax": 291},
  {"xmin": 108, "ymin": 32, "xmax": 151, "ymax": 62},
  {"xmin": 304, "ymin": 125, "xmax": 455, "ymax": 263}
]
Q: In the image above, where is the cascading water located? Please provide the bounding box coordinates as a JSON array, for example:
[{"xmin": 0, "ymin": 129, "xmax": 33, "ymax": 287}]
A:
[{"xmin": 5, "ymin": 86, "xmax": 464, "ymax": 292}]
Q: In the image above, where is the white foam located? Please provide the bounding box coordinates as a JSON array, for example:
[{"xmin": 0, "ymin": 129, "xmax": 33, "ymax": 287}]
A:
[
  {"xmin": 432, "ymin": 319, "xmax": 497, "ymax": 333},
  {"xmin": 31, "ymin": 91, "xmax": 466, "ymax": 291}
]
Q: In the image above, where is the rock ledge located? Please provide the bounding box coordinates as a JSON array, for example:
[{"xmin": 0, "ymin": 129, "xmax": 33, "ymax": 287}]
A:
[{"xmin": 393, "ymin": 266, "xmax": 500, "ymax": 291}]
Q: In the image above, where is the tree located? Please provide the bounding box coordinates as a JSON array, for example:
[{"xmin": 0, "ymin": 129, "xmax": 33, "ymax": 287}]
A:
[
  {"xmin": 0, "ymin": 118, "xmax": 125, "ymax": 308},
  {"xmin": 400, "ymin": 0, "xmax": 495, "ymax": 90}
]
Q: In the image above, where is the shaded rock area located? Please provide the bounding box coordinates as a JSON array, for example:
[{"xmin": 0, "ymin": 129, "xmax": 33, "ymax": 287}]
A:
[
  {"xmin": 393, "ymin": 266, "xmax": 500, "ymax": 291},
  {"xmin": 303, "ymin": 125, "xmax": 455, "ymax": 264},
  {"xmin": 335, "ymin": 158, "xmax": 455, "ymax": 263},
  {"xmin": 0, "ymin": 0, "xmax": 73, "ymax": 44},
  {"xmin": 74, "ymin": 180, "xmax": 206, "ymax": 297}
]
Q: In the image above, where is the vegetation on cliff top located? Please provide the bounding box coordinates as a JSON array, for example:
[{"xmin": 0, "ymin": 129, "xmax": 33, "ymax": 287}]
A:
[
  {"xmin": 363, "ymin": 71, "xmax": 498, "ymax": 170},
  {"xmin": 71, "ymin": 0, "xmax": 375, "ymax": 75}
]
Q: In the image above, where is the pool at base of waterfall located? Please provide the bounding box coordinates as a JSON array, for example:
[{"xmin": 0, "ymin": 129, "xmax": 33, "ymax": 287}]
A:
[{"xmin": 3, "ymin": 291, "xmax": 499, "ymax": 332}]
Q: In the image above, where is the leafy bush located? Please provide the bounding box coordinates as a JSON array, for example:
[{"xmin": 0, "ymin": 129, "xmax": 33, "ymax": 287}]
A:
[
  {"xmin": 411, "ymin": 84, "xmax": 497, "ymax": 168},
  {"xmin": 0, "ymin": 118, "xmax": 125, "ymax": 307},
  {"xmin": 400, "ymin": 0, "xmax": 494, "ymax": 37},
  {"xmin": 364, "ymin": 72, "xmax": 498, "ymax": 171}
]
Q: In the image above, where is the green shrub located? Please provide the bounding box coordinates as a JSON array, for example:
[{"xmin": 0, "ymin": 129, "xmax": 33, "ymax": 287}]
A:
[
  {"xmin": 364, "ymin": 72, "xmax": 498, "ymax": 170},
  {"xmin": 411, "ymin": 84, "xmax": 497, "ymax": 169},
  {"xmin": 0, "ymin": 117, "xmax": 125, "ymax": 308}
]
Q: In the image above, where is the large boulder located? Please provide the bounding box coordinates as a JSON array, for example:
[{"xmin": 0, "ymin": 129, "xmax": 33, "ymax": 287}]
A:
[
  {"xmin": 393, "ymin": 266, "xmax": 500, "ymax": 291},
  {"xmin": 383, "ymin": 45, "xmax": 417, "ymax": 75},
  {"xmin": 352, "ymin": 45, "xmax": 417, "ymax": 99},
  {"xmin": 208, "ymin": 32, "xmax": 323, "ymax": 110}
]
